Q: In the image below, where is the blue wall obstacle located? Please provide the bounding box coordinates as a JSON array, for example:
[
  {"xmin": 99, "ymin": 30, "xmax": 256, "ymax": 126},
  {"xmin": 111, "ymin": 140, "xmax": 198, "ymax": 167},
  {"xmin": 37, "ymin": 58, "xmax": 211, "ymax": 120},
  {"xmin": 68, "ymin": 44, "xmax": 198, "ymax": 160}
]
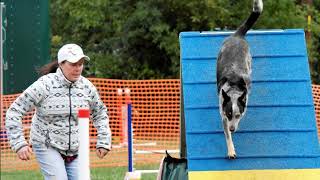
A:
[{"xmin": 179, "ymin": 29, "xmax": 320, "ymax": 179}]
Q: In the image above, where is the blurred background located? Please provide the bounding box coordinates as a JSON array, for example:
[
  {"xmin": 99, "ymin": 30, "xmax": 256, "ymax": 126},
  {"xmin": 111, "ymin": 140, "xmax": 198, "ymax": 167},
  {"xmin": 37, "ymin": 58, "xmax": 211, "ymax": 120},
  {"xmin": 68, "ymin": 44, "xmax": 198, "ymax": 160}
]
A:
[{"xmin": 0, "ymin": 0, "xmax": 319, "ymax": 95}]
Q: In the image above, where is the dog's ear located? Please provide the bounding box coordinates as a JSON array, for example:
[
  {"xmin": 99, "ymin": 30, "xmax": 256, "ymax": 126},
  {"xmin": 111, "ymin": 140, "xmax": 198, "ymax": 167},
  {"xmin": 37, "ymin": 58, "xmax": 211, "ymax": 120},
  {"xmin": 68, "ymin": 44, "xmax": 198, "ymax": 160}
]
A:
[
  {"xmin": 238, "ymin": 91, "xmax": 247, "ymax": 105},
  {"xmin": 238, "ymin": 91, "xmax": 247, "ymax": 113},
  {"xmin": 222, "ymin": 89, "xmax": 230, "ymax": 102},
  {"xmin": 217, "ymin": 77, "xmax": 228, "ymax": 93},
  {"xmin": 238, "ymin": 78, "xmax": 247, "ymax": 91}
]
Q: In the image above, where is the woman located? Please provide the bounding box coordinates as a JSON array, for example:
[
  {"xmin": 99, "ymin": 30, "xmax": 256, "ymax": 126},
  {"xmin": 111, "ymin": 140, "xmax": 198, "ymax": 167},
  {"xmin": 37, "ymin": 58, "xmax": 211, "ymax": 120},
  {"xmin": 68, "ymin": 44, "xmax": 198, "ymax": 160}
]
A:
[{"xmin": 5, "ymin": 44, "xmax": 112, "ymax": 180}]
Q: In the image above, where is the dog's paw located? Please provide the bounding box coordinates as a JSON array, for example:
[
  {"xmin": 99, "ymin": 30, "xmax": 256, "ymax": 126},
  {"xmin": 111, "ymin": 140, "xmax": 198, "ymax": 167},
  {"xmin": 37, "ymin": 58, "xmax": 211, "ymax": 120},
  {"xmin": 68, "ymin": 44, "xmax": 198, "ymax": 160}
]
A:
[{"xmin": 227, "ymin": 152, "xmax": 237, "ymax": 159}]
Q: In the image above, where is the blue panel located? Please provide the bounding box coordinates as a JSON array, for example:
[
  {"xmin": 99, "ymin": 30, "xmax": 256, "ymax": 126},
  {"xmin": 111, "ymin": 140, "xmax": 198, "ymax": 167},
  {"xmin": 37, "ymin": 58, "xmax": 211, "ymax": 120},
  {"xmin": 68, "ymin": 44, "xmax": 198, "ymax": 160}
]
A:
[
  {"xmin": 185, "ymin": 106, "xmax": 317, "ymax": 133},
  {"xmin": 184, "ymin": 81, "xmax": 314, "ymax": 108},
  {"xmin": 180, "ymin": 29, "xmax": 320, "ymax": 171},
  {"xmin": 187, "ymin": 132, "xmax": 320, "ymax": 159},
  {"xmin": 188, "ymin": 158, "xmax": 320, "ymax": 171},
  {"xmin": 182, "ymin": 57, "xmax": 310, "ymax": 83},
  {"xmin": 180, "ymin": 35, "xmax": 225, "ymax": 59},
  {"xmin": 180, "ymin": 30, "xmax": 307, "ymax": 59},
  {"xmin": 252, "ymin": 57, "xmax": 310, "ymax": 82}
]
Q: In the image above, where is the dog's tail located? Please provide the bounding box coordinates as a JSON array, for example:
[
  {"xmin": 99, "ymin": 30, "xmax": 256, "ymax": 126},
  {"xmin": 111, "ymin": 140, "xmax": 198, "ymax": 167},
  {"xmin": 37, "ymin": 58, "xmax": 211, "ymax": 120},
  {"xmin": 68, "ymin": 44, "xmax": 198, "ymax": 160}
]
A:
[{"xmin": 234, "ymin": 0, "xmax": 263, "ymax": 37}]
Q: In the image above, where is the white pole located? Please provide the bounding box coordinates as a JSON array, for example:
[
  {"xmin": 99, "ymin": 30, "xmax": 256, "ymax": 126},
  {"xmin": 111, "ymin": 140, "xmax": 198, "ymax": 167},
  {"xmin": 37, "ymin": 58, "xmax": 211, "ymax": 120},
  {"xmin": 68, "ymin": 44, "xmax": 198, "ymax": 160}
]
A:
[{"xmin": 78, "ymin": 108, "xmax": 90, "ymax": 180}]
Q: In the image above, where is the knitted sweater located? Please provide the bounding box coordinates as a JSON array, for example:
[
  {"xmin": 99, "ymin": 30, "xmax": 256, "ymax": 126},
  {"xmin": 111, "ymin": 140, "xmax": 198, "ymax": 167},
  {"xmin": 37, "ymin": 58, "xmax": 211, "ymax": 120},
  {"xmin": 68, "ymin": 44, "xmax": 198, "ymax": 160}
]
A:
[{"xmin": 5, "ymin": 68, "xmax": 112, "ymax": 155}]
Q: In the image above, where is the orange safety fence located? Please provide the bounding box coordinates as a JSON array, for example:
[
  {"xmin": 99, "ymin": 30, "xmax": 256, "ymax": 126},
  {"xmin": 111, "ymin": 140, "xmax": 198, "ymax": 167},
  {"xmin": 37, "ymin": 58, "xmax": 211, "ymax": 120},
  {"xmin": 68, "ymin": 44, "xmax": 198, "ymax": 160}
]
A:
[
  {"xmin": 0, "ymin": 79, "xmax": 319, "ymax": 172},
  {"xmin": 0, "ymin": 79, "xmax": 180, "ymax": 172},
  {"xmin": 313, "ymin": 84, "xmax": 320, "ymax": 138}
]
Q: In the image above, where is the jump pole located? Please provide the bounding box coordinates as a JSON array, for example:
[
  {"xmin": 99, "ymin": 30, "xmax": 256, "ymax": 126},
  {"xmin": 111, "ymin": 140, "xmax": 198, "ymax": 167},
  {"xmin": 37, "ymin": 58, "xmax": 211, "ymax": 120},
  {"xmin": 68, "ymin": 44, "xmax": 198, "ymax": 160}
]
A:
[
  {"xmin": 125, "ymin": 88, "xmax": 133, "ymax": 172},
  {"xmin": 78, "ymin": 108, "xmax": 91, "ymax": 180},
  {"xmin": 124, "ymin": 88, "xmax": 142, "ymax": 180}
]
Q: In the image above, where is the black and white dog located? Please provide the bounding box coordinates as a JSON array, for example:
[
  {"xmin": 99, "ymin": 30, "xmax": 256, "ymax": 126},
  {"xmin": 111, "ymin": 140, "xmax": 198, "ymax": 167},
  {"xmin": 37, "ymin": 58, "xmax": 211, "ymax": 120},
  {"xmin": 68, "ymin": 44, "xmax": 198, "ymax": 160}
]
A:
[{"xmin": 216, "ymin": 0, "xmax": 263, "ymax": 159}]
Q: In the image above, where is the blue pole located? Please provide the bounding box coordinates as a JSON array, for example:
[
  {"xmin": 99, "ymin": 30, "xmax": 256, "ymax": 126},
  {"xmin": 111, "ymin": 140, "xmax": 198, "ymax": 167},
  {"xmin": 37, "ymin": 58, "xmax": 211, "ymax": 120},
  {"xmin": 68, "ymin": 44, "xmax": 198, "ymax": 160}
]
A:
[{"xmin": 127, "ymin": 103, "xmax": 133, "ymax": 172}]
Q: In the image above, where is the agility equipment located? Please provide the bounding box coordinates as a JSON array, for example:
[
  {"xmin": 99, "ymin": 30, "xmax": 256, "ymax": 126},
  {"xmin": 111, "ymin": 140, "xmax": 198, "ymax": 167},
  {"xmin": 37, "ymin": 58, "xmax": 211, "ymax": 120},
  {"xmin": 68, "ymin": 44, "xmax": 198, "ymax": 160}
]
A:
[
  {"xmin": 78, "ymin": 109, "xmax": 91, "ymax": 180},
  {"xmin": 122, "ymin": 88, "xmax": 178, "ymax": 179},
  {"xmin": 179, "ymin": 29, "xmax": 320, "ymax": 179}
]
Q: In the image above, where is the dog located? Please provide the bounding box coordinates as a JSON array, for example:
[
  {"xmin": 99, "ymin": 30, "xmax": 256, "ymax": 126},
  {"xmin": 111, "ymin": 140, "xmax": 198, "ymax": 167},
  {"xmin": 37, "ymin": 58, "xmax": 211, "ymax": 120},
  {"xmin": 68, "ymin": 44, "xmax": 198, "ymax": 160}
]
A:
[{"xmin": 216, "ymin": 0, "xmax": 263, "ymax": 159}]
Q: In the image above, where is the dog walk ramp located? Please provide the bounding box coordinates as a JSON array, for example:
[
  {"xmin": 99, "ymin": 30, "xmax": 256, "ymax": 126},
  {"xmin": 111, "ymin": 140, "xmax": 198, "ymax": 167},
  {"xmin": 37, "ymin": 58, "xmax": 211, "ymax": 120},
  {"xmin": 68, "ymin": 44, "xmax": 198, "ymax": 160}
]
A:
[{"xmin": 179, "ymin": 29, "xmax": 320, "ymax": 179}]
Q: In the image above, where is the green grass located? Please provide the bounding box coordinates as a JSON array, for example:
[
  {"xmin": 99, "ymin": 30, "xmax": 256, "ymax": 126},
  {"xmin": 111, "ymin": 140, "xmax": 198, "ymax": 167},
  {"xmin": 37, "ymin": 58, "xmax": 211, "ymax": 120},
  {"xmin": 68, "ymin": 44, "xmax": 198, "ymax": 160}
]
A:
[
  {"xmin": 1, "ymin": 170, "xmax": 43, "ymax": 180},
  {"xmin": 1, "ymin": 165, "xmax": 159, "ymax": 180}
]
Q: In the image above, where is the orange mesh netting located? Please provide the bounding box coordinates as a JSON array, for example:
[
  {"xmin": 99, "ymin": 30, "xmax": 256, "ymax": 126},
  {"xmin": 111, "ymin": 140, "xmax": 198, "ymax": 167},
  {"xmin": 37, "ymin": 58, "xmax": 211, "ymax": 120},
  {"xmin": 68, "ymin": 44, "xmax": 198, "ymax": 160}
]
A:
[
  {"xmin": 312, "ymin": 85, "xmax": 320, "ymax": 138},
  {"xmin": 0, "ymin": 79, "xmax": 180, "ymax": 171},
  {"xmin": 0, "ymin": 79, "xmax": 319, "ymax": 172}
]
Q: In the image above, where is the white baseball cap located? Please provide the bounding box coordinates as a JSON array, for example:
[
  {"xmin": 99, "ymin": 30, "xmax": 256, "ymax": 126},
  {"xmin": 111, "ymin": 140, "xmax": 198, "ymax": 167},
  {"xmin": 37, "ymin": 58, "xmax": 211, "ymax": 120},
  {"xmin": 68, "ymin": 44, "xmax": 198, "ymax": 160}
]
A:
[{"xmin": 57, "ymin": 44, "xmax": 90, "ymax": 63}]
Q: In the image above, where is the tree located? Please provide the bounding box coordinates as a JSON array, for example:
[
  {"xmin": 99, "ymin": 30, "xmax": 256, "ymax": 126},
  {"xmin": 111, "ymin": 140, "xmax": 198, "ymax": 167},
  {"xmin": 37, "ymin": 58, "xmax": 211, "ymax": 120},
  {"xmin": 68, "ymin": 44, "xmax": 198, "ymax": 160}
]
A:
[{"xmin": 50, "ymin": 0, "xmax": 320, "ymax": 83}]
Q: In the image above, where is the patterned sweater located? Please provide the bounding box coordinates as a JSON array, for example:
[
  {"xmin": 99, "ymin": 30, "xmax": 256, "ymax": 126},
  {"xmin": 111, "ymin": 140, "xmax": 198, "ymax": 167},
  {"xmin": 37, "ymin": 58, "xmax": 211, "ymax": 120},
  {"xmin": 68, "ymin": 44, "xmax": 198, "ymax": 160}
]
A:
[{"xmin": 5, "ymin": 68, "xmax": 112, "ymax": 155}]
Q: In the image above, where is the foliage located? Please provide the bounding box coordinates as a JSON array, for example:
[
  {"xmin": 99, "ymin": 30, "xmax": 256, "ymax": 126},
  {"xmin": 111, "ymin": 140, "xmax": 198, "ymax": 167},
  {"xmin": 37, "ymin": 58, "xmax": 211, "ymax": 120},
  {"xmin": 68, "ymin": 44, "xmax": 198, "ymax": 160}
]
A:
[
  {"xmin": 50, "ymin": 0, "xmax": 320, "ymax": 83},
  {"xmin": 305, "ymin": 4, "xmax": 320, "ymax": 84}
]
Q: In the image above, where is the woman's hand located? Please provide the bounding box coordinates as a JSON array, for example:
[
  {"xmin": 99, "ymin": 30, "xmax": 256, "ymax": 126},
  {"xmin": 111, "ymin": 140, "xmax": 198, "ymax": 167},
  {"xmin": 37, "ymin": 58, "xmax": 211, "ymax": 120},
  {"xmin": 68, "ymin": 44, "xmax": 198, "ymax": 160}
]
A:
[
  {"xmin": 96, "ymin": 148, "xmax": 109, "ymax": 159},
  {"xmin": 17, "ymin": 145, "xmax": 33, "ymax": 161}
]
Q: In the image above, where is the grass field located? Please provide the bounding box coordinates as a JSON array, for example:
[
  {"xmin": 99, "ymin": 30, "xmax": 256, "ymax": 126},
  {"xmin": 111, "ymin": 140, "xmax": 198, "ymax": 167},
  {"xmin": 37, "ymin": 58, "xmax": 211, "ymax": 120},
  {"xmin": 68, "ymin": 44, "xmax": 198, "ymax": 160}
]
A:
[{"xmin": 1, "ymin": 164, "xmax": 159, "ymax": 180}]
